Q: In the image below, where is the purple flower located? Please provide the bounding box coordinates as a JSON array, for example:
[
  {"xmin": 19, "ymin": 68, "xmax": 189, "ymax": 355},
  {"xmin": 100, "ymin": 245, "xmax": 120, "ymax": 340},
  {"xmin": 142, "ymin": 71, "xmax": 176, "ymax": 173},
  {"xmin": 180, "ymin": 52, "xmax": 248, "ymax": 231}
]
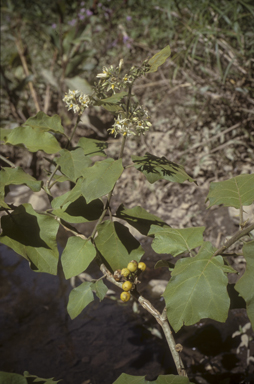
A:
[
  {"xmin": 79, "ymin": 14, "xmax": 85, "ymax": 20},
  {"xmin": 51, "ymin": 23, "xmax": 57, "ymax": 29},
  {"xmin": 80, "ymin": 7, "xmax": 86, "ymax": 13},
  {"xmin": 98, "ymin": 3, "xmax": 102, "ymax": 7},
  {"xmin": 123, "ymin": 35, "xmax": 129, "ymax": 43},
  {"xmin": 111, "ymin": 39, "xmax": 118, "ymax": 47},
  {"xmin": 86, "ymin": 9, "xmax": 93, "ymax": 16},
  {"xmin": 81, "ymin": 1, "xmax": 85, "ymax": 5},
  {"xmin": 126, "ymin": 16, "xmax": 132, "ymax": 21},
  {"xmin": 68, "ymin": 19, "xmax": 77, "ymax": 26}
]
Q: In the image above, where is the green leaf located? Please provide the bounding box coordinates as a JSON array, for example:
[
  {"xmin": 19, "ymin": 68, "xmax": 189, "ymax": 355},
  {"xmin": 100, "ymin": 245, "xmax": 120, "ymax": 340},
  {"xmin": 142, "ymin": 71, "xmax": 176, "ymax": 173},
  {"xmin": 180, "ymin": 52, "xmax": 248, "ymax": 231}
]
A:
[
  {"xmin": 67, "ymin": 281, "xmax": 94, "ymax": 319},
  {"xmin": 99, "ymin": 91, "xmax": 128, "ymax": 104},
  {"xmin": 113, "ymin": 374, "xmax": 145, "ymax": 384},
  {"xmin": 113, "ymin": 374, "xmax": 193, "ymax": 384},
  {"xmin": 61, "ymin": 236, "xmax": 96, "ymax": 279},
  {"xmin": 24, "ymin": 111, "xmax": 65, "ymax": 135},
  {"xmin": 0, "ymin": 204, "xmax": 59, "ymax": 275},
  {"xmin": 77, "ymin": 137, "xmax": 108, "ymax": 157},
  {"xmin": 132, "ymin": 153, "xmax": 194, "ymax": 184},
  {"xmin": 207, "ymin": 174, "xmax": 254, "ymax": 208},
  {"xmin": 65, "ymin": 76, "xmax": 92, "ymax": 94},
  {"xmin": 154, "ymin": 375, "xmax": 194, "ymax": 384},
  {"xmin": 52, "ymin": 196, "xmax": 103, "ymax": 224},
  {"xmin": 148, "ymin": 45, "xmax": 171, "ymax": 73},
  {"xmin": 235, "ymin": 240, "xmax": 254, "ymax": 330},
  {"xmin": 2, "ymin": 126, "xmax": 61, "ymax": 154},
  {"xmin": 91, "ymin": 279, "xmax": 108, "ymax": 301},
  {"xmin": 100, "ymin": 104, "xmax": 123, "ymax": 113},
  {"xmin": 148, "ymin": 225, "xmax": 205, "ymax": 256},
  {"xmin": 23, "ymin": 371, "xmax": 61, "ymax": 383},
  {"xmin": 81, "ymin": 158, "xmax": 123, "ymax": 203},
  {"xmin": 0, "ymin": 371, "xmax": 27, "ymax": 384},
  {"xmin": 51, "ymin": 178, "xmax": 83, "ymax": 208},
  {"xmin": 163, "ymin": 242, "xmax": 235, "ymax": 332},
  {"xmin": 95, "ymin": 220, "xmax": 144, "ymax": 271},
  {"xmin": 55, "ymin": 148, "xmax": 92, "ymax": 182},
  {"xmin": 0, "ymin": 167, "xmax": 42, "ymax": 209},
  {"xmin": 115, "ymin": 204, "xmax": 169, "ymax": 236}
]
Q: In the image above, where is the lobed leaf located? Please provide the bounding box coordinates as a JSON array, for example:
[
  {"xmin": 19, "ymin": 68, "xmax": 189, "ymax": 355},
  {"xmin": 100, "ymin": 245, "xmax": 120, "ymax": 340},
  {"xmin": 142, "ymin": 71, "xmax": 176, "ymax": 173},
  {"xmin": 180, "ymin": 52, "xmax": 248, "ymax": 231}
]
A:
[
  {"xmin": 67, "ymin": 281, "xmax": 94, "ymax": 319},
  {"xmin": 149, "ymin": 225, "xmax": 205, "ymax": 256},
  {"xmin": 81, "ymin": 158, "xmax": 123, "ymax": 203},
  {"xmin": 95, "ymin": 220, "xmax": 144, "ymax": 271},
  {"xmin": 61, "ymin": 236, "xmax": 96, "ymax": 279},
  {"xmin": 23, "ymin": 111, "xmax": 65, "ymax": 135},
  {"xmin": 2, "ymin": 125, "xmax": 61, "ymax": 154},
  {"xmin": 55, "ymin": 148, "xmax": 92, "ymax": 182},
  {"xmin": 147, "ymin": 45, "xmax": 171, "ymax": 73},
  {"xmin": 0, "ymin": 204, "xmax": 59, "ymax": 275},
  {"xmin": 235, "ymin": 240, "xmax": 254, "ymax": 330},
  {"xmin": 77, "ymin": 137, "xmax": 108, "ymax": 157},
  {"xmin": 163, "ymin": 242, "xmax": 236, "ymax": 332},
  {"xmin": 207, "ymin": 174, "xmax": 254, "ymax": 208},
  {"xmin": 115, "ymin": 204, "xmax": 169, "ymax": 236},
  {"xmin": 132, "ymin": 153, "xmax": 194, "ymax": 184},
  {"xmin": 0, "ymin": 167, "xmax": 42, "ymax": 209}
]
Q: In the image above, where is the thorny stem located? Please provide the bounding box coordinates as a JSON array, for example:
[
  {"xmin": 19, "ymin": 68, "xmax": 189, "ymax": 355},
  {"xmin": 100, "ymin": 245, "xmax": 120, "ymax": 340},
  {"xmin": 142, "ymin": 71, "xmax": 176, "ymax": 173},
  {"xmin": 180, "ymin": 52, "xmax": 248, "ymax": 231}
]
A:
[{"xmin": 100, "ymin": 263, "xmax": 188, "ymax": 377}]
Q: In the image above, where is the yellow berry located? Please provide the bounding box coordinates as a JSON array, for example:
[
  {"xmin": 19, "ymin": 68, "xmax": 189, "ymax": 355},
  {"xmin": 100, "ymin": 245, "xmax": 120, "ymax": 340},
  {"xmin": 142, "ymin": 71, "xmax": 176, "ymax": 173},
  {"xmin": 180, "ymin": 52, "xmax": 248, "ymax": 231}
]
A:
[
  {"xmin": 120, "ymin": 291, "xmax": 131, "ymax": 302},
  {"xmin": 121, "ymin": 268, "xmax": 130, "ymax": 278},
  {"xmin": 127, "ymin": 261, "xmax": 138, "ymax": 272},
  {"xmin": 122, "ymin": 281, "xmax": 133, "ymax": 291},
  {"xmin": 138, "ymin": 262, "xmax": 146, "ymax": 271}
]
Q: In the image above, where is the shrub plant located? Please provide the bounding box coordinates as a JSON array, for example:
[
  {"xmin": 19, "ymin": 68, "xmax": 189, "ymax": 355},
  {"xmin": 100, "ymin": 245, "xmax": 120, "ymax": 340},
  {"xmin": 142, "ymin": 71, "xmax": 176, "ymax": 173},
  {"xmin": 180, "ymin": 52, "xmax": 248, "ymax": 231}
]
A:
[{"xmin": 0, "ymin": 46, "xmax": 254, "ymax": 384}]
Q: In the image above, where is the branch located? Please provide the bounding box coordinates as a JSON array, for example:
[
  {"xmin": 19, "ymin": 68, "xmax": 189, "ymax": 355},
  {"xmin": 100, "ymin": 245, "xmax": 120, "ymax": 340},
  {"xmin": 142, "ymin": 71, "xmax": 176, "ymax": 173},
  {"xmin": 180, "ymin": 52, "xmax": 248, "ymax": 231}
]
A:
[
  {"xmin": 213, "ymin": 222, "xmax": 254, "ymax": 257},
  {"xmin": 99, "ymin": 263, "xmax": 188, "ymax": 377},
  {"xmin": 0, "ymin": 155, "xmax": 17, "ymax": 168}
]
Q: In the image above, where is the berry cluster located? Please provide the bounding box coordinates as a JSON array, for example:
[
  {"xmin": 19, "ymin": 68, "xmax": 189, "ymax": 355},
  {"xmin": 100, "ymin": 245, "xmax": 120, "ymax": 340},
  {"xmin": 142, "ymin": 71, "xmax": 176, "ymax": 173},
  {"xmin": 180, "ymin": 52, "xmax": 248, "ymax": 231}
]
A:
[{"xmin": 114, "ymin": 260, "xmax": 146, "ymax": 302}]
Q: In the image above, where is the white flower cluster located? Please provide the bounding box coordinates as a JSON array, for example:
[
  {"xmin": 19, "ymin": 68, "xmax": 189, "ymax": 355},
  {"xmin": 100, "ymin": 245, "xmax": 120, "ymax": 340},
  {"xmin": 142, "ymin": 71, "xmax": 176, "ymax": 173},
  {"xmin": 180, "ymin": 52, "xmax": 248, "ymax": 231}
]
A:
[
  {"xmin": 109, "ymin": 108, "xmax": 152, "ymax": 137},
  {"xmin": 63, "ymin": 90, "xmax": 91, "ymax": 114},
  {"xmin": 96, "ymin": 61, "xmax": 138, "ymax": 92}
]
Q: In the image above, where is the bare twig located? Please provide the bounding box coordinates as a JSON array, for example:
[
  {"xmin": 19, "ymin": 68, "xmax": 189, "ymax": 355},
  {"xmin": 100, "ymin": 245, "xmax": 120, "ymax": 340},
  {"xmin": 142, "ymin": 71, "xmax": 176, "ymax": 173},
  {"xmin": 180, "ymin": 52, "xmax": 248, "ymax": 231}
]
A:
[
  {"xmin": 15, "ymin": 37, "xmax": 40, "ymax": 113},
  {"xmin": 0, "ymin": 155, "xmax": 17, "ymax": 168}
]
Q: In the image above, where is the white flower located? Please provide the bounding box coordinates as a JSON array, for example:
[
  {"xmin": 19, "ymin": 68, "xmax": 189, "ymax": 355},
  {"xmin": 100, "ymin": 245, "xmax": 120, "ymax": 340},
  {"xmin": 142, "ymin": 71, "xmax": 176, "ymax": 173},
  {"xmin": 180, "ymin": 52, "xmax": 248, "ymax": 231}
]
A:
[
  {"xmin": 73, "ymin": 104, "xmax": 80, "ymax": 114},
  {"xmin": 63, "ymin": 89, "xmax": 91, "ymax": 114},
  {"xmin": 96, "ymin": 66, "xmax": 112, "ymax": 79}
]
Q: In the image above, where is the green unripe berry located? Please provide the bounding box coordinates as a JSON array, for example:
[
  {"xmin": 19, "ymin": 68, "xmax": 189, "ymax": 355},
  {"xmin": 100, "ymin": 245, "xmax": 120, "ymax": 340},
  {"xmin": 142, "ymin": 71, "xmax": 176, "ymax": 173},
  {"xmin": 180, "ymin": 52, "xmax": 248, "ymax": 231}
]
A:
[
  {"xmin": 127, "ymin": 260, "xmax": 138, "ymax": 272},
  {"xmin": 120, "ymin": 291, "xmax": 131, "ymax": 302},
  {"xmin": 122, "ymin": 281, "xmax": 133, "ymax": 291},
  {"xmin": 121, "ymin": 268, "xmax": 130, "ymax": 278},
  {"xmin": 138, "ymin": 262, "xmax": 146, "ymax": 271}
]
